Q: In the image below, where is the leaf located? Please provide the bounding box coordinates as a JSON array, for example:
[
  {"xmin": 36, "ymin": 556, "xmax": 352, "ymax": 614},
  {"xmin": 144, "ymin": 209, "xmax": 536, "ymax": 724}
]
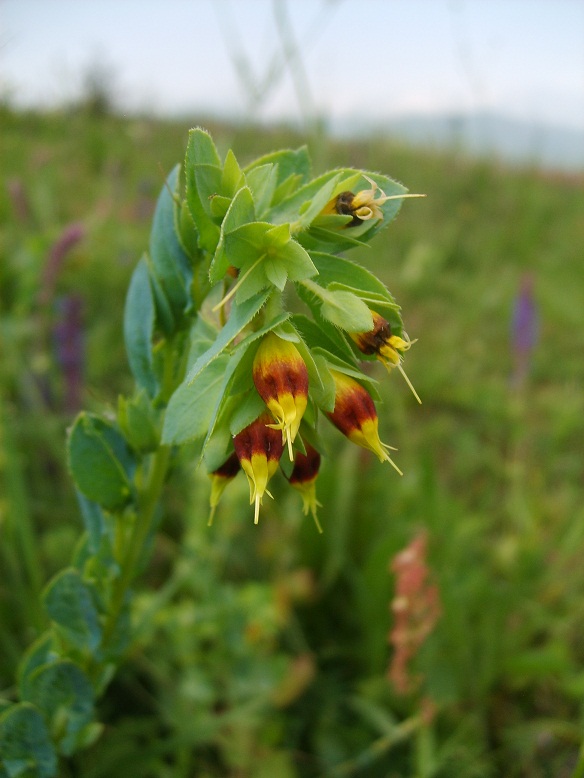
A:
[
  {"xmin": 117, "ymin": 392, "xmax": 160, "ymax": 454},
  {"xmin": 17, "ymin": 634, "xmax": 56, "ymax": 701},
  {"xmin": 310, "ymin": 284, "xmax": 374, "ymax": 333},
  {"xmin": 22, "ymin": 661, "xmax": 95, "ymax": 757},
  {"xmin": 228, "ymin": 391, "xmax": 267, "ymax": 437},
  {"xmin": 244, "ymin": 146, "xmax": 311, "ymax": 188},
  {"xmin": 312, "ymin": 347, "xmax": 381, "ymax": 400},
  {"xmin": 309, "ymin": 252, "xmax": 394, "ymax": 299},
  {"xmin": 184, "ymin": 289, "xmax": 271, "ymax": 385},
  {"xmin": 264, "ymin": 258, "xmax": 288, "ymax": 290},
  {"xmin": 185, "ymin": 129, "xmax": 222, "ymax": 253},
  {"xmin": 209, "ymin": 187, "xmax": 256, "ymax": 283},
  {"xmin": 161, "ymin": 354, "xmax": 229, "ymax": 445},
  {"xmin": 221, "ymin": 148, "xmax": 245, "ymax": 194},
  {"xmin": 290, "ymin": 313, "xmax": 353, "ymax": 364},
  {"xmin": 0, "ymin": 703, "xmax": 57, "ymax": 778},
  {"xmin": 123, "ymin": 257, "xmax": 157, "ymax": 397},
  {"xmin": 149, "ymin": 165, "xmax": 192, "ymax": 314},
  {"xmin": 75, "ymin": 491, "xmax": 114, "ymax": 559},
  {"xmin": 67, "ymin": 414, "xmax": 134, "ymax": 510},
  {"xmin": 245, "ymin": 163, "xmax": 278, "ymax": 216},
  {"xmin": 43, "ymin": 569, "xmax": 102, "ymax": 653}
]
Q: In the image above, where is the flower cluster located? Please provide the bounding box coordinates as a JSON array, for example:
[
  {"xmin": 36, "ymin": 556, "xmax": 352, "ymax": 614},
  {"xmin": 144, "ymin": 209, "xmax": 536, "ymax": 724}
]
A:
[{"xmin": 159, "ymin": 130, "xmax": 423, "ymax": 530}]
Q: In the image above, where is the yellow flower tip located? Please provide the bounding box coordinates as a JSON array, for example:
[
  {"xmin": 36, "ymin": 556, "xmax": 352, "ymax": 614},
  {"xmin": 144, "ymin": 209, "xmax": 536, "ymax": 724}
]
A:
[
  {"xmin": 207, "ymin": 452, "xmax": 241, "ymax": 525},
  {"xmin": 264, "ymin": 390, "xmax": 307, "ymax": 461},
  {"xmin": 233, "ymin": 413, "xmax": 284, "ymax": 523},
  {"xmin": 288, "ymin": 443, "xmax": 323, "ymax": 532}
]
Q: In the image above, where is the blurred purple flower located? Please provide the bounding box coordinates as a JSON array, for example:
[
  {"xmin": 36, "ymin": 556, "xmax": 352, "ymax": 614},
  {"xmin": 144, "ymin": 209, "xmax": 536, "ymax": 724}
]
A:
[
  {"xmin": 38, "ymin": 223, "xmax": 85, "ymax": 306},
  {"xmin": 54, "ymin": 295, "xmax": 85, "ymax": 413},
  {"xmin": 511, "ymin": 272, "xmax": 539, "ymax": 386}
]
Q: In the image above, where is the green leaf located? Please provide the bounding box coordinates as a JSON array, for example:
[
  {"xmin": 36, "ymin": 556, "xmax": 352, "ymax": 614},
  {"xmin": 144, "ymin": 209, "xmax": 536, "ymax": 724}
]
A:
[
  {"xmin": 0, "ymin": 703, "xmax": 57, "ymax": 778},
  {"xmin": 290, "ymin": 313, "xmax": 352, "ymax": 363},
  {"xmin": 264, "ymin": 258, "xmax": 288, "ymax": 290},
  {"xmin": 268, "ymin": 169, "xmax": 344, "ymax": 225},
  {"xmin": 228, "ymin": 391, "xmax": 267, "ymax": 437},
  {"xmin": 244, "ymin": 146, "xmax": 311, "ymax": 188},
  {"xmin": 17, "ymin": 634, "xmax": 56, "ymax": 701},
  {"xmin": 149, "ymin": 165, "xmax": 192, "ymax": 315},
  {"xmin": 43, "ymin": 569, "xmax": 102, "ymax": 653},
  {"xmin": 221, "ymin": 148, "xmax": 245, "ymax": 194},
  {"xmin": 209, "ymin": 187, "xmax": 256, "ymax": 283},
  {"xmin": 161, "ymin": 353, "xmax": 229, "ymax": 446},
  {"xmin": 123, "ymin": 257, "xmax": 158, "ymax": 397},
  {"xmin": 310, "ymin": 353, "xmax": 336, "ymax": 411},
  {"xmin": 312, "ymin": 347, "xmax": 381, "ymax": 400},
  {"xmin": 309, "ymin": 252, "xmax": 397, "ymax": 304},
  {"xmin": 303, "ymin": 281, "xmax": 374, "ymax": 332},
  {"xmin": 22, "ymin": 661, "xmax": 95, "ymax": 757},
  {"xmin": 186, "ymin": 127, "xmax": 222, "ymax": 167},
  {"xmin": 75, "ymin": 492, "xmax": 111, "ymax": 557},
  {"xmin": 278, "ymin": 240, "xmax": 318, "ymax": 281},
  {"xmin": 67, "ymin": 414, "xmax": 134, "ymax": 510},
  {"xmin": 185, "ymin": 129, "xmax": 222, "ymax": 253},
  {"xmin": 117, "ymin": 392, "xmax": 160, "ymax": 453},
  {"xmin": 245, "ymin": 163, "xmax": 278, "ymax": 216},
  {"xmin": 184, "ymin": 289, "xmax": 271, "ymax": 385}
]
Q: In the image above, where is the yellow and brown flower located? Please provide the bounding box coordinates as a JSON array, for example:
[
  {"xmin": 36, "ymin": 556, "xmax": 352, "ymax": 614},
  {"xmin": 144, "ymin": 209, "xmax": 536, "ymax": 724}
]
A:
[
  {"xmin": 326, "ymin": 369, "xmax": 402, "ymax": 474},
  {"xmin": 233, "ymin": 413, "xmax": 284, "ymax": 524},
  {"xmin": 207, "ymin": 451, "xmax": 241, "ymax": 525},
  {"xmin": 350, "ymin": 310, "xmax": 421, "ymax": 404},
  {"xmin": 323, "ymin": 176, "xmax": 393, "ymax": 227},
  {"xmin": 287, "ymin": 443, "xmax": 323, "ymax": 532},
  {"xmin": 252, "ymin": 333, "xmax": 309, "ymax": 461}
]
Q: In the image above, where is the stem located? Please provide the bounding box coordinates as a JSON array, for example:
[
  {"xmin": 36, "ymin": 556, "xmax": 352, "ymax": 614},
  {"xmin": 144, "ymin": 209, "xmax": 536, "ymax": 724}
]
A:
[
  {"xmin": 100, "ymin": 445, "xmax": 171, "ymax": 651},
  {"xmin": 99, "ymin": 336, "xmax": 186, "ymax": 656}
]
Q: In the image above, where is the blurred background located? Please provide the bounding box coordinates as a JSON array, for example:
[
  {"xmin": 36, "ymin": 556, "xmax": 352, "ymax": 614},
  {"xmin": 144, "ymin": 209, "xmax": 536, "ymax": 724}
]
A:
[{"xmin": 1, "ymin": 1, "xmax": 584, "ymax": 776}]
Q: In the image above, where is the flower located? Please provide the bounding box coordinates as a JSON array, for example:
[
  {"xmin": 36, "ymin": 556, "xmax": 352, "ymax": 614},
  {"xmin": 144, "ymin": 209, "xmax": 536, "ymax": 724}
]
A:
[
  {"xmin": 326, "ymin": 370, "xmax": 402, "ymax": 474},
  {"xmin": 323, "ymin": 176, "xmax": 393, "ymax": 227},
  {"xmin": 287, "ymin": 443, "xmax": 323, "ymax": 533},
  {"xmin": 233, "ymin": 413, "xmax": 284, "ymax": 524},
  {"xmin": 350, "ymin": 310, "xmax": 421, "ymax": 404},
  {"xmin": 252, "ymin": 333, "xmax": 309, "ymax": 461},
  {"xmin": 207, "ymin": 451, "xmax": 241, "ymax": 526}
]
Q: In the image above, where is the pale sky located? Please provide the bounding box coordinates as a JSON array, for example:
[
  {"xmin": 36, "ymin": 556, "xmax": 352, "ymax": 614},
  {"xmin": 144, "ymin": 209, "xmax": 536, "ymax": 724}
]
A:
[{"xmin": 2, "ymin": 0, "xmax": 584, "ymax": 130}]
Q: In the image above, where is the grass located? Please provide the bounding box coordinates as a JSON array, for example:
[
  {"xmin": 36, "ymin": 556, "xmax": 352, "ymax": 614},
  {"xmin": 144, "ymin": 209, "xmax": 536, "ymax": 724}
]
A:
[{"xmin": 1, "ymin": 103, "xmax": 583, "ymax": 776}]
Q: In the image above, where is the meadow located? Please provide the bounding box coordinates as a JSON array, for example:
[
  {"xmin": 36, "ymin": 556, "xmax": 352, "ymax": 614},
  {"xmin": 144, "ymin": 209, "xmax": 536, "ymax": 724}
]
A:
[{"xmin": 1, "ymin": 103, "xmax": 584, "ymax": 777}]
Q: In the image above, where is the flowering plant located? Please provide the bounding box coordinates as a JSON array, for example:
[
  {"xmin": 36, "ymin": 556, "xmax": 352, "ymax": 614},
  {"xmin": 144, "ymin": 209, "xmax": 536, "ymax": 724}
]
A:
[{"xmin": 0, "ymin": 130, "xmax": 421, "ymax": 772}]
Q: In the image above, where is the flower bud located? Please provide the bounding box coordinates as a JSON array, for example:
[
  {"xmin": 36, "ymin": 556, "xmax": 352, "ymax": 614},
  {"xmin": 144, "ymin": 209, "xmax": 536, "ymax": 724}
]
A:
[
  {"xmin": 326, "ymin": 370, "xmax": 402, "ymax": 474},
  {"xmin": 207, "ymin": 451, "xmax": 241, "ymax": 526},
  {"xmin": 233, "ymin": 413, "xmax": 284, "ymax": 524},
  {"xmin": 252, "ymin": 333, "xmax": 309, "ymax": 461},
  {"xmin": 287, "ymin": 444, "xmax": 323, "ymax": 533},
  {"xmin": 350, "ymin": 311, "xmax": 421, "ymax": 404}
]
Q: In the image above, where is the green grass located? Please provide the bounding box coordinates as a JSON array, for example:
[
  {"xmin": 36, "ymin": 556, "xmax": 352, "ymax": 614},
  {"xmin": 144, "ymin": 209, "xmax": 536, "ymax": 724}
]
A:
[{"xmin": 1, "ymin": 104, "xmax": 583, "ymax": 777}]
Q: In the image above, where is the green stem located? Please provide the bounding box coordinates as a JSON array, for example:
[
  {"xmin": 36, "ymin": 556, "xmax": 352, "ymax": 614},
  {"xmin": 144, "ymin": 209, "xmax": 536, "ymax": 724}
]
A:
[{"xmin": 99, "ymin": 336, "xmax": 186, "ymax": 656}]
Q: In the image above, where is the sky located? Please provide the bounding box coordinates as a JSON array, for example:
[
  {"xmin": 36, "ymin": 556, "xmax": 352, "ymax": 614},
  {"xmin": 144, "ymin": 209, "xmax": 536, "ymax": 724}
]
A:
[{"xmin": 2, "ymin": 0, "xmax": 584, "ymax": 131}]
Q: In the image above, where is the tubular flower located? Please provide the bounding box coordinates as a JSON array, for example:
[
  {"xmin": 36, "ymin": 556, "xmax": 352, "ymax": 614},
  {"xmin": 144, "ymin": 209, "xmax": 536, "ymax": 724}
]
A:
[
  {"xmin": 233, "ymin": 413, "xmax": 284, "ymax": 524},
  {"xmin": 350, "ymin": 310, "xmax": 421, "ymax": 404},
  {"xmin": 252, "ymin": 333, "xmax": 309, "ymax": 461},
  {"xmin": 326, "ymin": 370, "xmax": 402, "ymax": 475},
  {"xmin": 322, "ymin": 176, "xmax": 393, "ymax": 227},
  {"xmin": 207, "ymin": 452, "xmax": 241, "ymax": 526},
  {"xmin": 287, "ymin": 443, "xmax": 323, "ymax": 533}
]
